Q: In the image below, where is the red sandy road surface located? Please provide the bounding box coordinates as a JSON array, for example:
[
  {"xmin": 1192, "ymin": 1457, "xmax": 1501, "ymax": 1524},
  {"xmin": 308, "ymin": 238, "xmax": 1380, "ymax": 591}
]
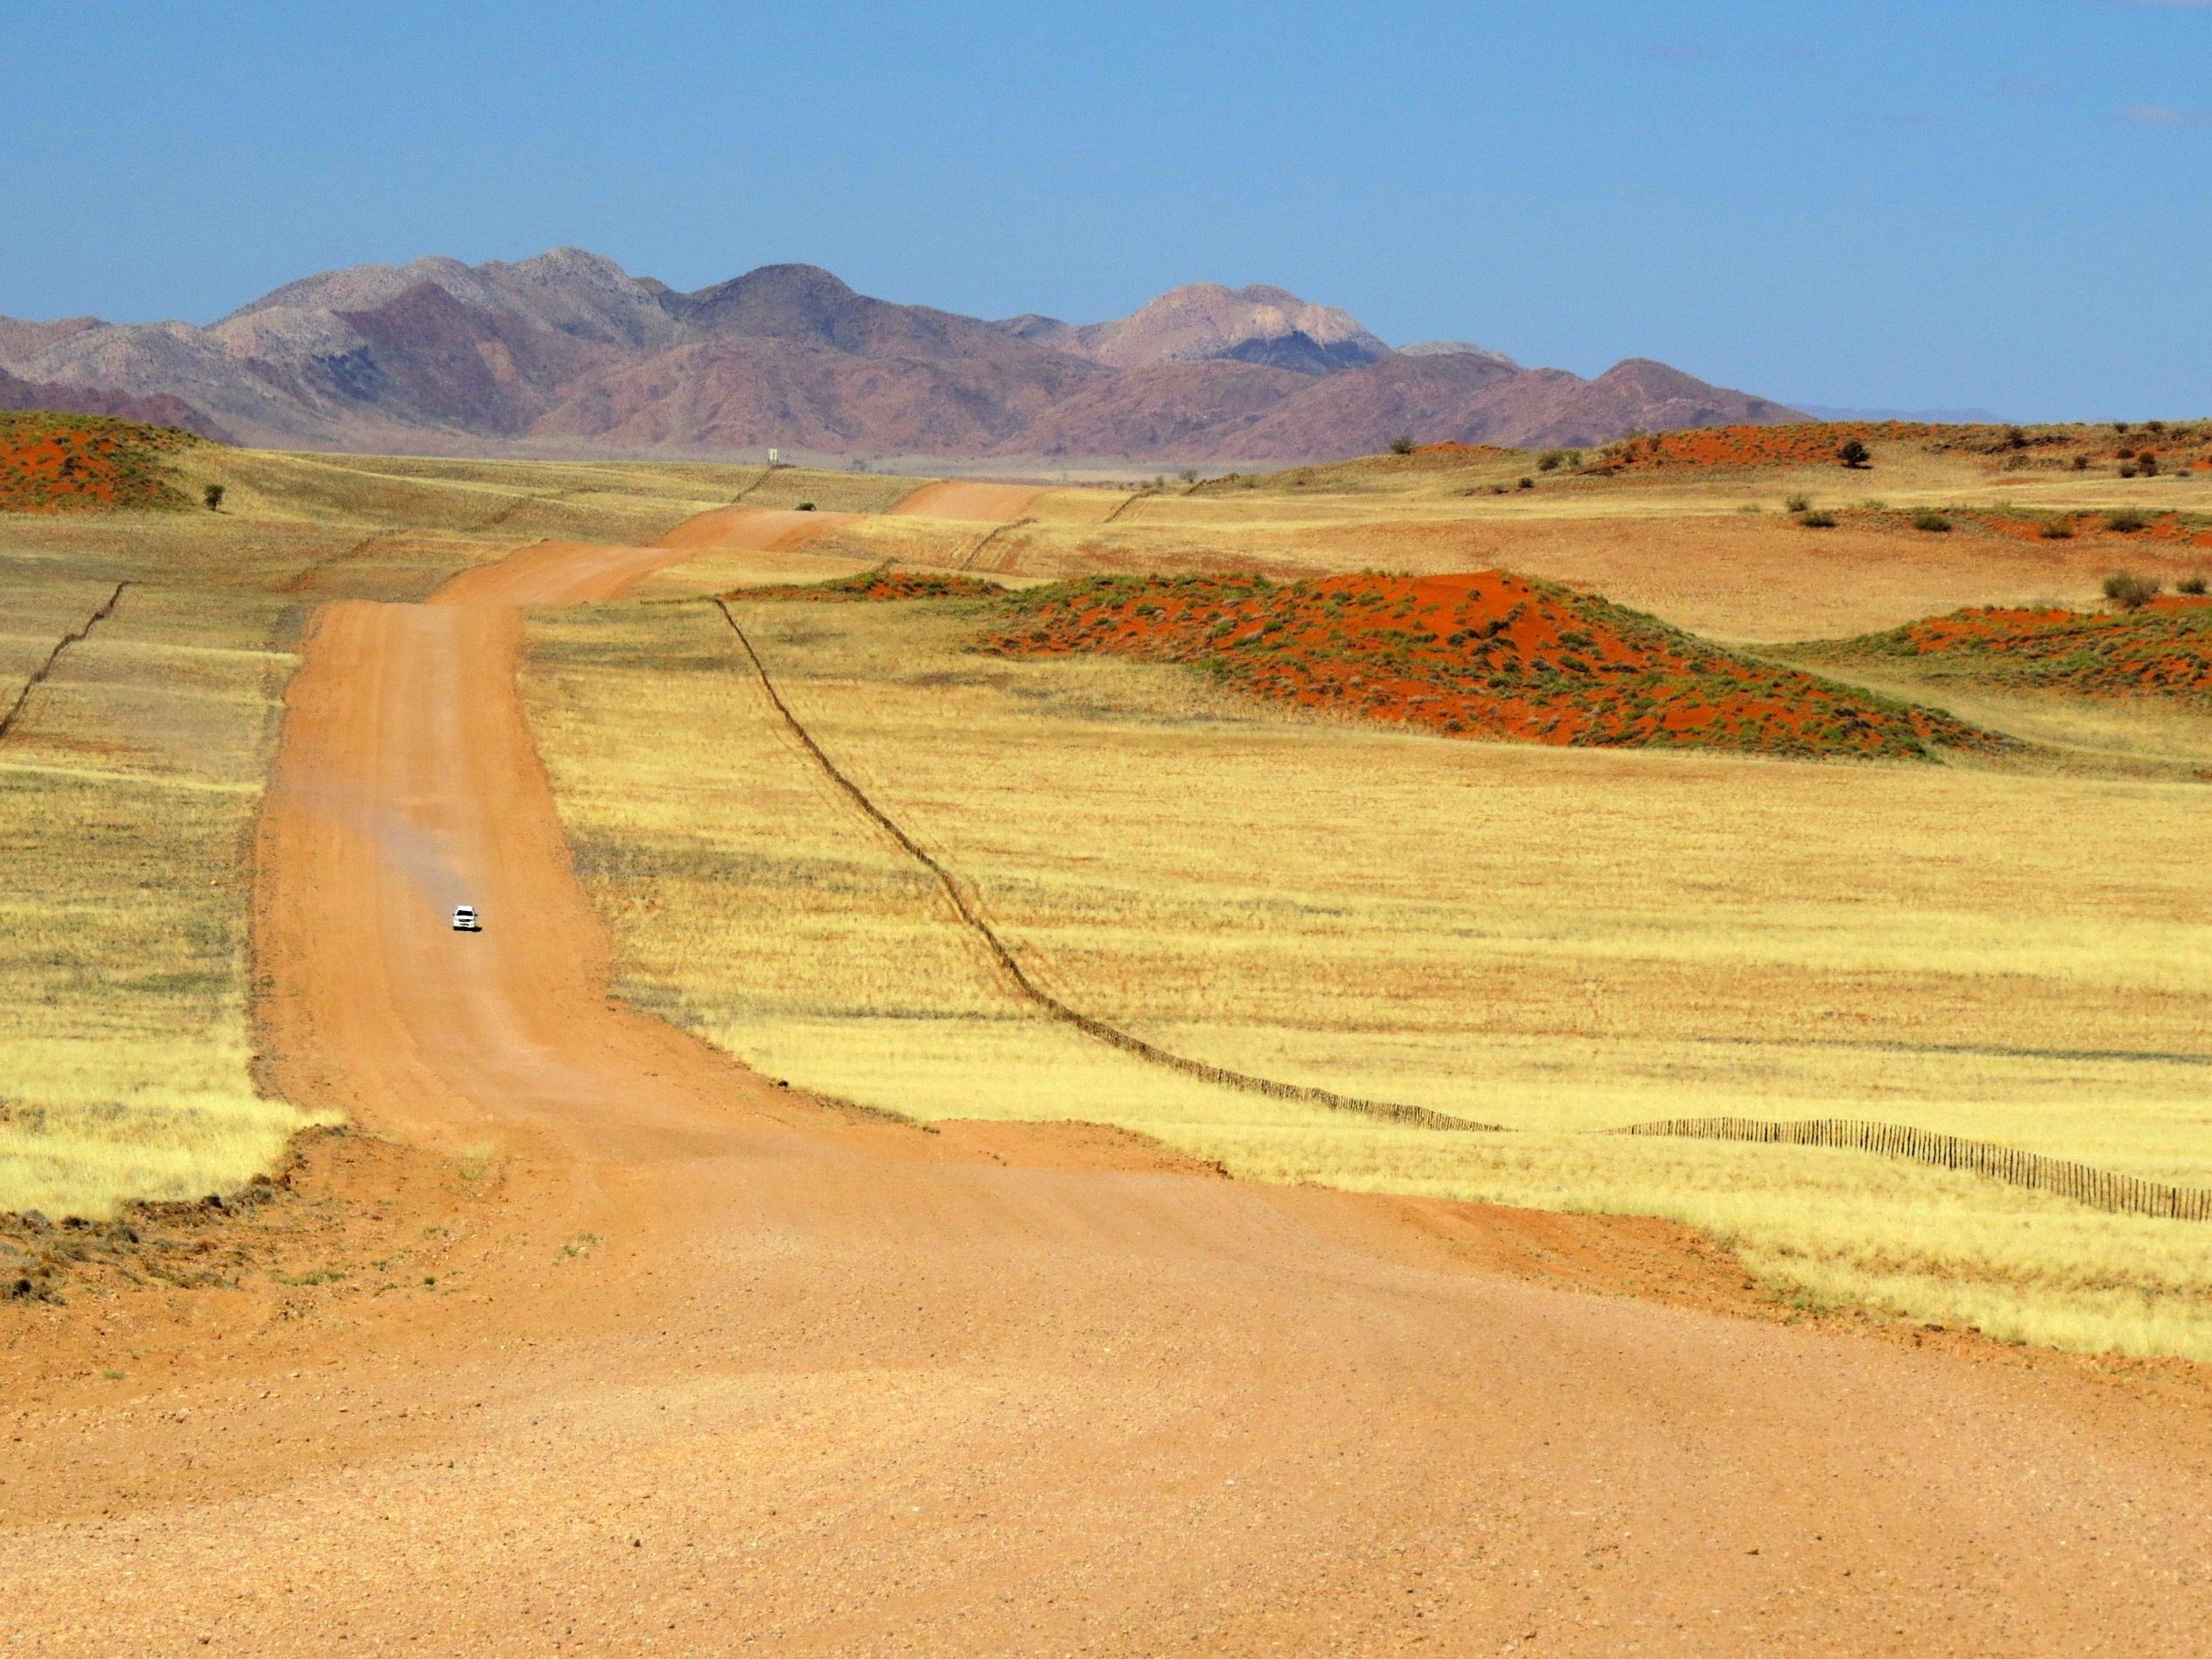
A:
[
  {"xmin": 7, "ymin": 506, "xmax": 2212, "ymax": 1654},
  {"xmin": 888, "ymin": 479, "xmax": 1046, "ymax": 521}
]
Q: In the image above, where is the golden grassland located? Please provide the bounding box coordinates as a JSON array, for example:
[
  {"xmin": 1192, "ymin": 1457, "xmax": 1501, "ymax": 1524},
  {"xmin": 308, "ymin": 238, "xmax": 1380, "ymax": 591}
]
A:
[
  {"xmin": 0, "ymin": 448, "xmax": 902, "ymax": 1217},
  {"xmin": 733, "ymin": 436, "xmax": 2212, "ymax": 642},
  {"xmin": 0, "ymin": 559, "xmax": 316, "ymax": 1217},
  {"xmin": 522, "ymin": 579, "xmax": 2212, "ymax": 1361}
]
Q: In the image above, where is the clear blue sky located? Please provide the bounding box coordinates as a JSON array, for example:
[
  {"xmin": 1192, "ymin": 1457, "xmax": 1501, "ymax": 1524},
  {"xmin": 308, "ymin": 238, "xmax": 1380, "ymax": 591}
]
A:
[{"xmin": 3, "ymin": 1, "xmax": 2206, "ymax": 418}]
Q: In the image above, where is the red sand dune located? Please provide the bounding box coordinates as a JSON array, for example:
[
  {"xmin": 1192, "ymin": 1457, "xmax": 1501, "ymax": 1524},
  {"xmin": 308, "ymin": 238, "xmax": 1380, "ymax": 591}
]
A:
[
  {"xmin": 985, "ymin": 570, "xmax": 2000, "ymax": 758},
  {"xmin": 1412, "ymin": 423, "xmax": 1930, "ymax": 472},
  {"xmin": 1597, "ymin": 422, "xmax": 1946, "ymax": 471},
  {"xmin": 1824, "ymin": 596, "xmax": 2212, "ymax": 702},
  {"xmin": 0, "ymin": 411, "xmax": 192, "ymax": 513}
]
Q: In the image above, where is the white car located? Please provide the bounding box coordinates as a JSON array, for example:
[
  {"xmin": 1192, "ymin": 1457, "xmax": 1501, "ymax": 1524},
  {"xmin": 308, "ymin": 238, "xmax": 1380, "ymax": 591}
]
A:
[{"xmin": 452, "ymin": 905, "xmax": 482, "ymax": 932}]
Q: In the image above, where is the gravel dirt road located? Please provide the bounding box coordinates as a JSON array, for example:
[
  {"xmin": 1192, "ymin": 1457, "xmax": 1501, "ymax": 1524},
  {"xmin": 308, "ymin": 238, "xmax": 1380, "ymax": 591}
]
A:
[
  {"xmin": 6, "ymin": 504, "xmax": 2212, "ymax": 1656},
  {"xmin": 885, "ymin": 480, "xmax": 1045, "ymax": 521}
]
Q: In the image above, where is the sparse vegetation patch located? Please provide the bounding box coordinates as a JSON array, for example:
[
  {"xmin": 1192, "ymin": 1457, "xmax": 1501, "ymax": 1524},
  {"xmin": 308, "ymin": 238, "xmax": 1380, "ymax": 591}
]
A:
[{"xmin": 725, "ymin": 570, "xmax": 1008, "ymax": 603}]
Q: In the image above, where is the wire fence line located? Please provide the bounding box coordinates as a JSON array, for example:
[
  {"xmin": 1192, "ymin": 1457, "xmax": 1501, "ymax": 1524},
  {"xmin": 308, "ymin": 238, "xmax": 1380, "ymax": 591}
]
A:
[
  {"xmin": 0, "ymin": 580, "xmax": 129, "ymax": 743},
  {"xmin": 710, "ymin": 597, "xmax": 1504, "ymax": 1134},
  {"xmin": 1618, "ymin": 1116, "xmax": 2212, "ymax": 1221},
  {"xmin": 704, "ymin": 595, "xmax": 2212, "ymax": 1202},
  {"xmin": 956, "ymin": 517, "xmax": 1032, "ymax": 572}
]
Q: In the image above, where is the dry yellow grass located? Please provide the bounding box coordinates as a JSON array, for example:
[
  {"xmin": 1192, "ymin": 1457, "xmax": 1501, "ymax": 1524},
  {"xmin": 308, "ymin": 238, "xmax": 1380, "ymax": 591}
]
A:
[
  {"xmin": 0, "ymin": 566, "xmax": 320, "ymax": 1217},
  {"xmin": 0, "ymin": 448, "xmax": 903, "ymax": 1217},
  {"xmin": 522, "ymin": 585, "xmax": 2212, "ymax": 1360}
]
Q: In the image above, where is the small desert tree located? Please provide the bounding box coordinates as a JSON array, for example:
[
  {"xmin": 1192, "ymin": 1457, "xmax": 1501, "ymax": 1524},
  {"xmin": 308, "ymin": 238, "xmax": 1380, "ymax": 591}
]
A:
[
  {"xmin": 203, "ymin": 483, "xmax": 225, "ymax": 511},
  {"xmin": 1837, "ymin": 438, "xmax": 1872, "ymax": 469},
  {"xmin": 1388, "ymin": 435, "xmax": 1416, "ymax": 456}
]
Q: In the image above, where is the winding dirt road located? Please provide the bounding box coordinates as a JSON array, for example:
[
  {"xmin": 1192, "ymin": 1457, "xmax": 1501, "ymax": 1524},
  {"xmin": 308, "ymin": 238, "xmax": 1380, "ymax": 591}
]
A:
[{"xmin": 8, "ymin": 501, "xmax": 2212, "ymax": 1656}]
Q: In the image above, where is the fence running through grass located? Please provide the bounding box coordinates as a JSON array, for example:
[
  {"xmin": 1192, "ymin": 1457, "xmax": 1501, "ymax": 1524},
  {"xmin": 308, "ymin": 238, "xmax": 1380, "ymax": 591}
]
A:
[
  {"xmin": 711, "ymin": 598, "xmax": 1503, "ymax": 1134},
  {"xmin": 956, "ymin": 518, "xmax": 1032, "ymax": 572},
  {"xmin": 1619, "ymin": 1117, "xmax": 2212, "ymax": 1221},
  {"xmin": 0, "ymin": 579, "xmax": 129, "ymax": 742},
  {"xmin": 709, "ymin": 596, "xmax": 2212, "ymax": 1203}
]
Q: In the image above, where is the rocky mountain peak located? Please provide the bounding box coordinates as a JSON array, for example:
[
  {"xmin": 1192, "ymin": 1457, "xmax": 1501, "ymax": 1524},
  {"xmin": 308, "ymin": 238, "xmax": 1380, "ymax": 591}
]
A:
[{"xmin": 1075, "ymin": 281, "xmax": 1393, "ymax": 373}]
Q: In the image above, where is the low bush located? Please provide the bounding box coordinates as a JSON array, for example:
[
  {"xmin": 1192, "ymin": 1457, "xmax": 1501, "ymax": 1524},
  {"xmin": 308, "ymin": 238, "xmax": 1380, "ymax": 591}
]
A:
[
  {"xmin": 1387, "ymin": 436, "xmax": 1415, "ymax": 456},
  {"xmin": 1800, "ymin": 509, "xmax": 1838, "ymax": 529},
  {"xmin": 1911, "ymin": 511, "xmax": 1951, "ymax": 532},
  {"xmin": 2041, "ymin": 518, "xmax": 2075, "ymax": 539},
  {"xmin": 2179, "ymin": 575, "xmax": 2209, "ymax": 596},
  {"xmin": 1784, "ymin": 493, "xmax": 1811, "ymax": 513},
  {"xmin": 2106, "ymin": 510, "xmax": 2149, "ymax": 533},
  {"xmin": 2102, "ymin": 572, "xmax": 2160, "ymax": 610}
]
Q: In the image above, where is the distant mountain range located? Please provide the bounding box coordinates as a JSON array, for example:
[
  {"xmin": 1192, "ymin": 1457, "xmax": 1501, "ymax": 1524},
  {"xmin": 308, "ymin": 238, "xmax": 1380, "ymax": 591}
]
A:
[{"xmin": 0, "ymin": 249, "xmax": 1808, "ymax": 464}]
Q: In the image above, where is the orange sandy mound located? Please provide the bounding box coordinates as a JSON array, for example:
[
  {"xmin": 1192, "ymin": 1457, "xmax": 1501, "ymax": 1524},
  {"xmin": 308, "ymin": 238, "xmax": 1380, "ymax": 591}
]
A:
[
  {"xmin": 1597, "ymin": 422, "xmax": 1953, "ymax": 472},
  {"xmin": 728, "ymin": 570, "xmax": 1006, "ymax": 602},
  {"xmin": 1595, "ymin": 422, "xmax": 2212, "ymax": 478},
  {"xmin": 1946, "ymin": 510, "xmax": 2212, "ymax": 550},
  {"xmin": 983, "ymin": 571, "xmax": 2001, "ymax": 758},
  {"xmin": 1816, "ymin": 597, "xmax": 2212, "ymax": 702},
  {"xmin": 0, "ymin": 410, "xmax": 195, "ymax": 513}
]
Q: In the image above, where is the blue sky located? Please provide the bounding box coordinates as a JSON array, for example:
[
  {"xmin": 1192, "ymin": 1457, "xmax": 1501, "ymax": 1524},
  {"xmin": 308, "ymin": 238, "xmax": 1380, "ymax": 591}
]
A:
[{"xmin": 2, "ymin": 1, "xmax": 2206, "ymax": 417}]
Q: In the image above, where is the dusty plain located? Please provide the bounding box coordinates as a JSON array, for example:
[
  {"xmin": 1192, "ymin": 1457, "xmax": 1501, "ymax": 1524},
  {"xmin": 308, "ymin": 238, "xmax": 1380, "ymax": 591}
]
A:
[{"xmin": 8, "ymin": 421, "xmax": 2212, "ymax": 1655}]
